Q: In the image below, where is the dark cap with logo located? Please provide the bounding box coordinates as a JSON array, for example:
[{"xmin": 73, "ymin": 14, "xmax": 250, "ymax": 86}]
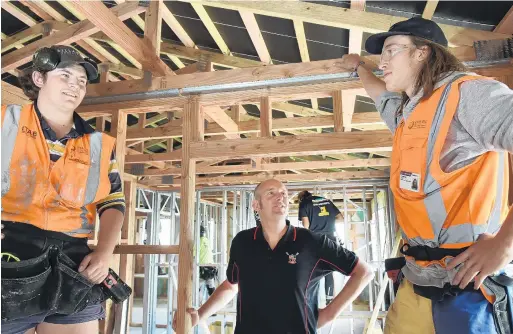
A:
[
  {"xmin": 365, "ymin": 17, "xmax": 448, "ymax": 55},
  {"xmin": 33, "ymin": 45, "xmax": 98, "ymax": 81}
]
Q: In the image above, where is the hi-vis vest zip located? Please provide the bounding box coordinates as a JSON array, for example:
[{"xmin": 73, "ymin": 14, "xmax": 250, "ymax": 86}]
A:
[
  {"xmin": 1, "ymin": 104, "xmax": 116, "ymax": 238},
  {"xmin": 390, "ymin": 75, "xmax": 510, "ymax": 298}
]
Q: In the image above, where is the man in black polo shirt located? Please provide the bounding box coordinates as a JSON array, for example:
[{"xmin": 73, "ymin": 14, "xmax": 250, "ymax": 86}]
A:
[
  {"xmin": 174, "ymin": 179, "xmax": 373, "ymax": 333},
  {"xmin": 298, "ymin": 190, "xmax": 344, "ymax": 304}
]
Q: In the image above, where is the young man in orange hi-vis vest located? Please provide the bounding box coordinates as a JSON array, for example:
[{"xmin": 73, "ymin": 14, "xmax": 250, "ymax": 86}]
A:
[
  {"xmin": 1, "ymin": 46, "xmax": 129, "ymax": 334},
  {"xmin": 338, "ymin": 17, "xmax": 513, "ymax": 334}
]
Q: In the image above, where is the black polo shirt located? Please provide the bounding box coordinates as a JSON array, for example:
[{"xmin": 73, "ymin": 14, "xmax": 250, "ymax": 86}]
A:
[
  {"xmin": 298, "ymin": 196, "xmax": 341, "ymax": 233},
  {"xmin": 226, "ymin": 223, "xmax": 358, "ymax": 334}
]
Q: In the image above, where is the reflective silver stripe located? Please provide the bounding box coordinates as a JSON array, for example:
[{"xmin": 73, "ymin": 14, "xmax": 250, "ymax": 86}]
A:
[
  {"xmin": 1, "ymin": 105, "xmax": 22, "ymax": 197},
  {"xmin": 423, "ymin": 185, "xmax": 447, "ymax": 245},
  {"xmin": 84, "ymin": 132, "xmax": 103, "ymax": 204},
  {"xmin": 66, "ymin": 206, "xmax": 94, "ymax": 236},
  {"xmin": 487, "ymin": 152, "xmax": 506, "ymax": 234},
  {"xmin": 407, "ymin": 236, "xmax": 437, "ymax": 248},
  {"xmin": 439, "ymin": 222, "xmax": 487, "ymax": 245},
  {"xmin": 417, "ymin": 75, "xmax": 467, "ymax": 246}
]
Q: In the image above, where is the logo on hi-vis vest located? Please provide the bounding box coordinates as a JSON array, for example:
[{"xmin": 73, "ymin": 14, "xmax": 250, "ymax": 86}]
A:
[
  {"xmin": 407, "ymin": 120, "xmax": 427, "ymax": 130},
  {"xmin": 21, "ymin": 126, "xmax": 37, "ymax": 138},
  {"xmin": 286, "ymin": 252, "xmax": 299, "ymax": 264},
  {"xmin": 69, "ymin": 146, "xmax": 89, "ymax": 165}
]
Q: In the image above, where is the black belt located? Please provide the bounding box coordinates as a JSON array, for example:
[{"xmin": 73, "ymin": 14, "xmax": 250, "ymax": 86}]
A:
[{"xmin": 400, "ymin": 243, "xmax": 468, "ymax": 261}]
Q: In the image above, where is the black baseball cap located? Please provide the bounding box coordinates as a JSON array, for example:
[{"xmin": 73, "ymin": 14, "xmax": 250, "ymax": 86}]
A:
[
  {"xmin": 34, "ymin": 45, "xmax": 98, "ymax": 81},
  {"xmin": 365, "ymin": 17, "xmax": 448, "ymax": 55}
]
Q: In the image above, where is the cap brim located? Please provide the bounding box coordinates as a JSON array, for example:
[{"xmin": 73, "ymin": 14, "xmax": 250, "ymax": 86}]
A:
[
  {"xmin": 364, "ymin": 31, "xmax": 412, "ymax": 54},
  {"xmin": 57, "ymin": 61, "xmax": 98, "ymax": 81}
]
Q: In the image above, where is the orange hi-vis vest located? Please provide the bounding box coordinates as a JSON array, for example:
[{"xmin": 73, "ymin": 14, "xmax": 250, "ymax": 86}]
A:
[
  {"xmin": 1, "ymin": 104, "xmax": 116, "ymax": 238},
  {"xmin": 390, "ymin": 75, "xmax": 510, "ymax": 290}
]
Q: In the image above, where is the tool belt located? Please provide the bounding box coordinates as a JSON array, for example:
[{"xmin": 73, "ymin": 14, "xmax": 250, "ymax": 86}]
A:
[
  {"xmin": 1, "ymin": 222, "xmax": 132, "ymax": 323},
  {"xmin": 385, "ymin": 243, "xmax": 513, "ymax": 334}
]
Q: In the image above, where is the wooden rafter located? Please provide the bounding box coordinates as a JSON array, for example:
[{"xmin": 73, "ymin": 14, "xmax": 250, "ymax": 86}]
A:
[
  {"xmin": 293, "ymin": 19, "xmax": 319, "ymax": 114},
  {"xmin": 162, "ymin": 4, "xmax": 195, "ymax": 48},
  {"xmin": 191, "ymin": 3, "xmax": 231, "ymax": 55},
  {"xmin": 187, "ymin": 1, "xmax": 511, "ymax": 47},
  {"xmin": 422, "ymin": 1, "xmax": 439, "ymax": 20},
  {"xmin": 239, "ymin": 11, "xmax": 272, "ymax": 64},
  {"xmin": 495, "ymin": 6, "xmax": 513, "ymax": 34},
  {"xmin": 58, "ymin": 0, "xmax": 143, "ymax": 71},
  {"xmin": 2, "ymin": 2, "xmax": 144, "ymax": 73},
  {"xmin": 70, "ymin": 0, "xmax": 172, "ymax": 76}
]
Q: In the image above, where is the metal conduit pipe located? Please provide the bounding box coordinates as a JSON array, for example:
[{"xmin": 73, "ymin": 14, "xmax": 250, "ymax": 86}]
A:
[
  {"xmin": 180, "ymin": 179, "xmax": 391, "ymax": 192},
  {"xmin": 81, "ymin": 58, "xmax": 511, "ymax": 106}
]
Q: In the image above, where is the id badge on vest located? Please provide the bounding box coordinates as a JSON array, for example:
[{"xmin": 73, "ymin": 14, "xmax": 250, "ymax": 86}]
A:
[{"xmin": 400, "ymin": 171, "xmax": 421, "ymax": 192}]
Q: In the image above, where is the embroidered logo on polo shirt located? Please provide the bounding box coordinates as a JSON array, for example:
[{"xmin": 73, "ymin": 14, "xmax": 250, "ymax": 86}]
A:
[{"xmin": 286, "ymin": 252, "xmax": 299, "ymax": 264}]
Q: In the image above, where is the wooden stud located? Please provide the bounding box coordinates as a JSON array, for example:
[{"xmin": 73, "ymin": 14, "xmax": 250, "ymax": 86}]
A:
[
  {"xmin": 342, "ymin": 90, "xmax": 357, "ymax": 132},
  {"xmin": 110, "ymin": 111, "xmax": 128, "ymax": 176},
  {"xmin": 259, "ymin": 97, "xmax": 272, "ymax": 137},
  {"xmin": 233, "ymin": 105, "xmax": 241, "ymax": 124},
  {"xmin": 176, "ymin": 97, "xmax": 203, "ymax": 334},
  {"xmin": 70, "ymin": 1, "xmax": 172, "ymax": 76},
  {"xmin": 332, "ymin": 91, "xmax": 344, "ymax": 132}
]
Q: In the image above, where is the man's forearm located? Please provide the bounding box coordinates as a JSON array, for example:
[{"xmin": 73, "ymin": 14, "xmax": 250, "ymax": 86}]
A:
[
  {"xmin": 357, "ymin": 63, "xmax": 386, "ymax": 103},
  {"xmin": 199, "ymin": 280, "xmax": 238, "ymax": 321},
  {"xmin": 96, "ymin": 209, "xmax": 124, "ymax": 254},
  {"xmin": 325, "ymin": 264, "xmax": 373, "ymax": 319}
]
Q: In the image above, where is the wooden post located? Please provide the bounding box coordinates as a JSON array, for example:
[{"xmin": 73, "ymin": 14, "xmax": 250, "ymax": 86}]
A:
[
  {"xmin": 332, "ymin": 90, "xmax": 343, "ymax": 132},
  {"xmin": 260, "ymin": 97, "xmax": 272, "ymax": 137},
  {"xmin": 176, "ymin": 97, "xmax": 204, "ymax": 333},
  {"xmin": 114, "ymin": 178, "xmax": 137, "ymax": 333},
  {"xmin": 102, "ymin": 110, "xmax": 127, "ymax": 334}
]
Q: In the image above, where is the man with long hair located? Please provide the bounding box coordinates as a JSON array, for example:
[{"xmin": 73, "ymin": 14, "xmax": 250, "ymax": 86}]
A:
[
  {"xmin": 174, "ymin": 179, "xmax": 373, "ymax": 333},
  {"xmin": 340, "ymin": 17, "xmax": 513, "ymax": 334},
  {"xmin": 1, "ymin": 45, "xmax": 125, "ymax": 334}
]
